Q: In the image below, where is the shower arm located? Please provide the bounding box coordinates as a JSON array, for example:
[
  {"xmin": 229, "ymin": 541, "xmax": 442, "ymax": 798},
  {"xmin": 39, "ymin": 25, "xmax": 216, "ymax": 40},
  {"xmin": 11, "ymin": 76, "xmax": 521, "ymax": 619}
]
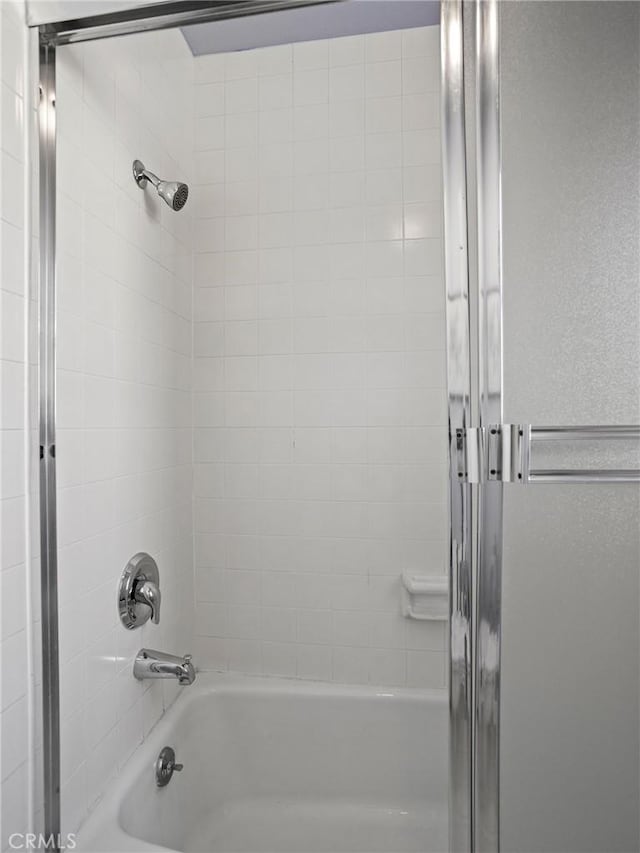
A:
[
  {"xmin": 140, "ymin": 169, "xmax": 160, "ymax": 187},
  {"xmin": 133, "ymin": 163, "xmax": 160, "ymax": 189}
]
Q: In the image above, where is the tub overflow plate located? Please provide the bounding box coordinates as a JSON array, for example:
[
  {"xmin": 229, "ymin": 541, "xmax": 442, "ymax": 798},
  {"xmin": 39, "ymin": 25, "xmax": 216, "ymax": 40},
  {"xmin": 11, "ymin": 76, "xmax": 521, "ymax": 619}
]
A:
[{"xmin": 155, "ymin": 746, "xmax": 183, "ymax": 787}]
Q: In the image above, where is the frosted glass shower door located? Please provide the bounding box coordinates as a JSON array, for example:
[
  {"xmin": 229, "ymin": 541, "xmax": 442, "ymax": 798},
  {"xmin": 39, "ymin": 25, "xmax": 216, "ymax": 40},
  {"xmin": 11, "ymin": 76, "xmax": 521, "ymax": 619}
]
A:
[{"xmin": 497, "ymin": 2, "xmax": 640, "ymax": 851}]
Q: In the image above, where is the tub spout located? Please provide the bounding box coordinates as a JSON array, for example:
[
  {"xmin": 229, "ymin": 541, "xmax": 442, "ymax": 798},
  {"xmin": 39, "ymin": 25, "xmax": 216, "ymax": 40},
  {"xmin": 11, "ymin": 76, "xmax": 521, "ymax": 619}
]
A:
[{"xmin": 134, "ymin": 649, "xmax": 196, "ymax": 685}]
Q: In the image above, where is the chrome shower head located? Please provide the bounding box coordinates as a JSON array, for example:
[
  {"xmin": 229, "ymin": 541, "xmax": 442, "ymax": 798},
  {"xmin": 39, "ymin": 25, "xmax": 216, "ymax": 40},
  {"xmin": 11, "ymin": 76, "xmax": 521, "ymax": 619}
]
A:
[
  {"xmin": 157, "ymin": 180, "xmax": 189, "ymax": 212},
  {"xmin": 133, "ymin": 160, "xmax": 189, "ymax": 211}
]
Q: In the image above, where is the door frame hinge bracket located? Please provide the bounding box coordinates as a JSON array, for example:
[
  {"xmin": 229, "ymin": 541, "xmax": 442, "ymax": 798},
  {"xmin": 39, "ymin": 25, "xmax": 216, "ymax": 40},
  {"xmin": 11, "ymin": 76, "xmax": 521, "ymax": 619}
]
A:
[{"xmin": 455, "ymin": 425, "xmax": 531, "ymax": 483}]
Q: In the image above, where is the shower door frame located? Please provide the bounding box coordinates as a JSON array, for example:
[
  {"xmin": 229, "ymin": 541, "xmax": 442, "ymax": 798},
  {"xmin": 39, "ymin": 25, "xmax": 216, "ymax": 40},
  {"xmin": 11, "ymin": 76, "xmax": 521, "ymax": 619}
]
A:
[
  {"xmin": 35, "ymin": 2, "xmax": 518, "ymax": 850},
  {"xmin": 36, "ymin": 1, "xmax": 484, "ymax": 850},
  {"xmin": 441, "ymin": 2, "xmax": 506, "ymax": 849},
  {"xmin": 440, "ymin": 2, "xmax": 474, "ymax": 851},
  {"xmin": 446, "ymin": 2, "xmax": 640, "ymax": 852}
]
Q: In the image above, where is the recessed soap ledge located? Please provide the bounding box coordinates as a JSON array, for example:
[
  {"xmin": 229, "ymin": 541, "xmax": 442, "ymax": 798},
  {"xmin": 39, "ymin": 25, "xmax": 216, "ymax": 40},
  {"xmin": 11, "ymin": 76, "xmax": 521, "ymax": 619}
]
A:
[{"xmin": 401, "ymin": 573, "xmax": 448, "ymax": 621}]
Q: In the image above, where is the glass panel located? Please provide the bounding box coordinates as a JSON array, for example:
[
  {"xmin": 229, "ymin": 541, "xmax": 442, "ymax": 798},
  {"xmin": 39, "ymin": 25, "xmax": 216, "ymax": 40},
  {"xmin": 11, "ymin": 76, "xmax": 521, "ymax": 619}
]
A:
[{"xmin": 500, "ymin": 2, "xmax": 640, "ymax": 851}]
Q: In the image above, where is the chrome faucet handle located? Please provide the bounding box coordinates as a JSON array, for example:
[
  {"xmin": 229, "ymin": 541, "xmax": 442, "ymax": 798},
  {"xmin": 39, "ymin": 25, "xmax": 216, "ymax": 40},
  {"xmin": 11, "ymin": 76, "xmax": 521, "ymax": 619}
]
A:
[
  {"xmin": 134, "ymin": 579, "xmax": 161, "ymax": 624},
  {"xmin": 119, "ymin": 553, "xmax": 161, "ymax": 629}
]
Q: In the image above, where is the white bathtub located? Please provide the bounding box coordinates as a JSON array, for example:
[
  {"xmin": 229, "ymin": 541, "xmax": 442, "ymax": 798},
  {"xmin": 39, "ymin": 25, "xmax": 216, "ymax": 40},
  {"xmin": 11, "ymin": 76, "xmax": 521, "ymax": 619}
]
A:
[{"xmin": 76, "ymin": 673, "xmax": 448, "ymax": 853}]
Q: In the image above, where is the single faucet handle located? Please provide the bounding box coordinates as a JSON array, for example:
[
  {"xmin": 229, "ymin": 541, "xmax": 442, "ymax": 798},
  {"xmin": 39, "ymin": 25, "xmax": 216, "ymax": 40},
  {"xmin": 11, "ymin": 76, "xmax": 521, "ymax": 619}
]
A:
[
  {"xmin": 119, "ymin": 553, "xmax": 161, "ymax": 630},
  {"xmin": 134, "ymin": 579, "xmax": 161, "ymax": 625}
]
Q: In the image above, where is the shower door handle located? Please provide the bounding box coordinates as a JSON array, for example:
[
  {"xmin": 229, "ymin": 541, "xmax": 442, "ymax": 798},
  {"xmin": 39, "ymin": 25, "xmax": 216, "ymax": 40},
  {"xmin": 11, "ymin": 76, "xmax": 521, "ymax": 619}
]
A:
[
  {"xmin": 456, "ymin": 424, "xmax": 640, "ymax": 483},
  {"xmin": 526, "ymin": 424, "xmax": 640, "ymax": 483}
]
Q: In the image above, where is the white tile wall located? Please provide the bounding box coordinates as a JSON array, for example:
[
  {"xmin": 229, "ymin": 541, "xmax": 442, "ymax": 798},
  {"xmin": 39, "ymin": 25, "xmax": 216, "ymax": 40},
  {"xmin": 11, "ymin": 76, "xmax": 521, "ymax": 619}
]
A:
[
  {"xmin": 55, "ymin": 29, "xmax": 194, "ymax": 835},
  {"xmin": 192, "ymin": 27, "xmax": 447, "ymax": 689},
  {"xmin": 0, "ymin": 3, "xmax": 36, "ymax": 851},
  {"xmin": 2, "ymin": 21, "xmax": 446, "ymax": 849}
]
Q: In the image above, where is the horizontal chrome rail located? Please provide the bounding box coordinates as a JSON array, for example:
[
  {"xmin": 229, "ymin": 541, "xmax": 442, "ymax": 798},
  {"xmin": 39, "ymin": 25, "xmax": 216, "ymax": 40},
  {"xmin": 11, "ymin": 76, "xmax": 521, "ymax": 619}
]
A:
[
  {"xmin": 529, "ymin": 425, "xmax": 640, "ymax": 482},
  {"xmin": 531, "ymin": 425, "xmax": 640, "ymax": 442},
  {"xmin": 38, "ymin": 0, "xmax": 340, "ymax": 45},
  {"xmin": 529, "ymin": 469, "xmax": 640, "ymax": 483}
]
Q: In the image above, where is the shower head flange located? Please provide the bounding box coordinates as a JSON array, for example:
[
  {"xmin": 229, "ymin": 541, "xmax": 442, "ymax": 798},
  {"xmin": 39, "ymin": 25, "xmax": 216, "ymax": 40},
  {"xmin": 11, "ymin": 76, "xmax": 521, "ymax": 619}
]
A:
[{"xmin": 133, "ymin": 159, "xmax": 149, "ymax": 189}]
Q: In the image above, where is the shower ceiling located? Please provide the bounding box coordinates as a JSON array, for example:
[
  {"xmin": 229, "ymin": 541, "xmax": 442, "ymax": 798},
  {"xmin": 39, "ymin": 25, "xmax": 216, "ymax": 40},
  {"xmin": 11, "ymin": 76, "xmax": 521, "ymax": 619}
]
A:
[{"xmin": 181, "ymin": 0, "xmax": 440, "ymax": 55}]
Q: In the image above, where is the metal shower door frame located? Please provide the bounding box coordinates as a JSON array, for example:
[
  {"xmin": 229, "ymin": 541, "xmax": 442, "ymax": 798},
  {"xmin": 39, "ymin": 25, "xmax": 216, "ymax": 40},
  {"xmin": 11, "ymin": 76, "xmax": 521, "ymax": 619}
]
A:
[
  {"xmin": 37, "ymin": 2, "xmax": 510, "ymax": 851},
  {"xmin": 38, "ymin": 35, "xmax": 60, "ymax": 845},
  {"xmin": 441, "ymin": 2, "xmax": 506, "ymax": 849},
  {"xmin": 446, "ymin": 3, "xmax": 640, "ymax": 852},
  {"xmin": 441, "ymin": 2, "xmax": 474, "ymax": 851},
  {"xmin": 473, "ymin": 0, "xmax": 503, "ymax": 849}
]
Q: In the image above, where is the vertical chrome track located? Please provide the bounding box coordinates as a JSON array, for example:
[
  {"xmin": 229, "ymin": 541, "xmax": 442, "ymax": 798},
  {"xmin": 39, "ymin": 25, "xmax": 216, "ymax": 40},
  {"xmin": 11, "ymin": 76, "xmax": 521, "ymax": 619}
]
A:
[
  {"xmin": 474, "ymin": 0, "xmax": 503, "ymax": 850},
  {"xmin": 38, "ymin": 37, "xmax": 61, "ymax": 850},
  {"xmin": 441, "ymin": 3, "xmax": 473, "ymax": 851}
]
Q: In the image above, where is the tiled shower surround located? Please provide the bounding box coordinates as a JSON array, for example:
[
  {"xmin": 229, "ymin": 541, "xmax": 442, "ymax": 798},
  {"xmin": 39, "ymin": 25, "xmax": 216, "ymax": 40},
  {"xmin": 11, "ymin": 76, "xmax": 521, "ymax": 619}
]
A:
[
  {"xmin": 55, "ymin": 30, "xmax": 195, "ymax": 833},
  {"xmin": 192, "ymin": 27, "xmax": 447, "ymax": 687},
  {"xmin": 1, "ymin": 1, "xmax": 35, "ymax": 846},
  {"xmin": 2, "ymin": 20, "xmax": 445, "ymax": 845}
]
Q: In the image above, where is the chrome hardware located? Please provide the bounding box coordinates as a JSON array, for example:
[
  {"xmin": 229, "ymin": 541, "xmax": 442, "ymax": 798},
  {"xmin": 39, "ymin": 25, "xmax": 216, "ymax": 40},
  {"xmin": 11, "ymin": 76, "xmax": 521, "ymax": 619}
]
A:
[
  {"xmin": 442, "ymin": 3, "xmax": 474, "ymax": 848},
  {"xmin": 132, "ymin": 158, "xmax": 149, "ymax": 188},
  {"xmin": 38, "ymin": 42, "xmax": 62, "ymax": 844},
  {"xmin": 531, "ymin": 425, "xmax": 640, "ymax": 441},
  {"xmin": 455, "ymin": 424, "xmax": 639, "ymax": 484},
  {"xmin": 133, "ymin": 649, "xmax": 196, "ymax": 685},
  {"xmin": 135, "ymin": 579, "xmax": 161, "ymax": 622},
  {"xmin": 118, "ymin": 553, "xmax": 161, "ymax": 629},
  {"xmin": 475, "ymin": 3, "xmax": 505, "ymax": 845},
  {"xmin": 155, "ymin": 746, "xmax": 183, "ymax": 787},
  {"xmin": 456, "ymin": 426, "xmax": 529, "ymax": 484},
  {"xmin": 486, "ymin": 425, "xmax": 530, "ymax": 483},
  {"xmin": 133, "ymin": 159, "xmax": 189, "ymax": 211},
  {"xmin": 527, "ymin": 425, "xmax": 640, "ymax": 482}
]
